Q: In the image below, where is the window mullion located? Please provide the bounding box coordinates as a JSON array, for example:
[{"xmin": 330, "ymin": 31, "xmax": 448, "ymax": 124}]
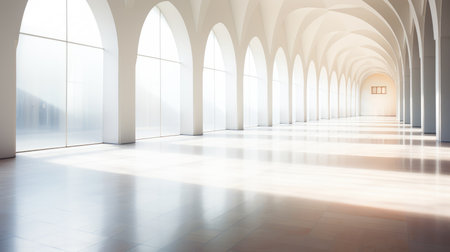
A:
[{"xmin": 65, "ymin": 0, "xmax": 68, "ymax": 147}]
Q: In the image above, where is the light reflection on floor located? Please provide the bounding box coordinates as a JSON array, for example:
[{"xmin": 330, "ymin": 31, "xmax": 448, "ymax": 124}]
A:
[{"xmin": 2, "ymin": 117, "xmax": 450, "ymax": 251}]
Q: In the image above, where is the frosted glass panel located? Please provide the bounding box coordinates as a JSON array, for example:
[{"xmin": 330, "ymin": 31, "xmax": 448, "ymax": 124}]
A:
[
  {"xmin": 136, "ymin": 6, "xmax": 182, "ymax": 139},
  {"xmin": 67, "ymin": 0, "xmax": 103, "ymax": 47},
  {"xmin": 244, "ymin": 48, "xmax": 258, "ymax": 128},
  {"xmin": 67, "ymin": 44, "xmax": 103, "ymax": 146},
  {"xmin": 245, "ymin": 50, "xmax": 257, "ymax": 76},
  {"xmin": 347, "ymin": 83, "xmax": 352, "ymax": 115},
  {"xmin": 244, "ymin": 76, "xmax": 251, "ymax": 127},
  {"xmin": 340, "ymin": 80, "xmax": 346, "ymax": 117},
  {"xmin": 319, "ymin": 77, "xmax": 328, "ymax": 119},
  {"xmin": 272, "ymin": 80, "xmax": 280, "ymax": 125},
  {"xmin": 296, "ymin": 80, "xmax": 304, "ymax": 122},
  {"xmin": 161, "ymin": 61, "xmax": 181, "ymax": 136},
  {"xmin": 204, "ymin": 33, "xmax": 215, "ymax": 69},
  {"xmin": 250, "ymin": 78, "xmax": 258, "ymax": 126},
  {"xmin": 203, "ymin": 69, "xmax": 215, "ymax": 132},
  {"xmin": 138, "ymin": 8, "xmax": 160, "ymax": 57},
  {"xmin": 244, "ymin": 76, "xmax": 258, "ymax": 128},
  {"xmin": 330, "ymin": 78, "xmax": 338, "ymax": 118},
  {"xmin": 20, "ymin": 0, "xmax": 66, "ymax": 40},
  {"xmin": 16, "ymin": 35, "xmax": 66, "ymax": 151},
  {"xmin": 308, "ymin": 81, "xmax": 317, "ymax": 121},
  {"xmin": 203, "ymin": 31, "xmax": 227, "ymax": 132},
  {"xmin": 215, "ymin": 71, "xmax": 226, "ymax": 130},
  {"xmin": 136, "ymin": 56, "xmax": 161, "ymax": 139},
  {"xmin": 161, "ymin": 13, "xmax": 179, "ymax": 62},
  {"xmin": 214, "ymin": 37, "xmax": 226, "ymax": 71},
  {"xmin": 292, "ymin": 82, "xmax": 297, "ymax": 122},
  {"xmin": 280, "ymin": 81, "xmax": 289, "ymax": 123}
]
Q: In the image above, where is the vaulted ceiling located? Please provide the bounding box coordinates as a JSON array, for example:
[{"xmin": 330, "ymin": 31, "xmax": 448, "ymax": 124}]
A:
[{"xmin": 213, "ymin": 0, "xmax": 420, "ymax": 84}]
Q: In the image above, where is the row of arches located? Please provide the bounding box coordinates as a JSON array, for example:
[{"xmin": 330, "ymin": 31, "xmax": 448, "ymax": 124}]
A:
[{"xmin": 15, "ymin": 0, "xmax": 360, "ymax": 152}]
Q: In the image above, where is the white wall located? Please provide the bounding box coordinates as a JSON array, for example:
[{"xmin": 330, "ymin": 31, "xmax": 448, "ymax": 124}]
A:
[{"xmin": 360, "ymin": 74, "xmax": 397, "ymax": 116}]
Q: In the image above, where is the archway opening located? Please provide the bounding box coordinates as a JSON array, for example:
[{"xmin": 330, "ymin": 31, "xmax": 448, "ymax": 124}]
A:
[
  {"xmin": 319, "ymin": 67, "xmax": 329, "ymax": 120},
  {"xmin": 136, "ymin": 6, "xmax": 182, "ymax": 139},
  {"xmin": 293, "ymin": 56, "xmax": 304, "ymax": 122},
  {"xmin": 244, "ymin": 38, "xmax": 267, "ymax": 128},
  {"xmin": 244, "ymin": 46, "xmax": 258, "ymax": 128},
  {"xmin": 351, "ymin": 83, "xmax": 357, "ymax": 116},
  {"xmin": 307, "ymin": 62, "xmax": 317, "ymax": 121},
  {"xmin": 360, "ymin": 73, "xmax": 396, "ymax": 116},
  {"xmin": 272, "ymin": 49, "xmax": 289, "ymax": 125},
  {"xmin": 346, "ymin": 78, "xmax": 353, "ymax": 116},
  {"xmin": 339, "ymin": 76, "xmax": 346, "ymax": 118},
  {"xmin": 330, "ymin": 72, "xmax": 338, "ymax": 119},
  {"xmin": 203, "ymin": 24, "xmax": 237, "ymax": 132}
]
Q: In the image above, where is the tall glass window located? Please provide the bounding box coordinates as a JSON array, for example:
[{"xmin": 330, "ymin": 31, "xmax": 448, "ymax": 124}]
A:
[
  {"xmin": 293, "ymin": 57, "xmax": 304, "ymax": 122},
  {"xmin": 307, "ymin": 63, "xmax": 317, "ymax": 121},
  {"xmin": 330, "ymin": 73, "xmax": 339, "ymax": 118},
  {"xmin": 347, "ymin": 80, "xmax": 352, "ymax": 116},
  {"xmin": 136, "ymin": 7, "xmax": 181, "ymax": 139},
  {"xmin": 352, "ymin": 83, "xmax": 357, "ymax": 116},
  {"xmin": 244, "ymin": 48, "xmax": 258, "ymax": 128},
  {"xmin": 17, "ymin": 0, "xmax": 104, "ymax": 151},
  {"xmin": 319, "ymin": 68, "xmax": 329, "ymax": 119},
  {"xmin": 339, "ymin": 76, "xmax": 347, "ymax": 117},
  {"xmin": 272, "ymin": 64, "xmax": 281, "ymax": 125},
  {"xmin": 203, "ymin": 32, "xmax": 226, "ymax": 132}
]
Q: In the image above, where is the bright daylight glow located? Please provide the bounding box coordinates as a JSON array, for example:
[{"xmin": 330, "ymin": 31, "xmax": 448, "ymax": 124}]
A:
[
  {"xmin": 28, "ymin": 117, "xmax": 450, "ymax": 219},
  {"xmin": 136, "ymin": 6, "xmax": 181, "ymax": 139},
  {"xmin": 307, "ymin": 62, "xmax": 317, "ymax": 121},
  {"xmin": 319, "ymin": 68, "xmax": 329, "ymax": 120},
  {"xmin": 293, "ymin": 56, "xmax": 304, "ymax": 122},
  {"xmin": 203, "ymin": 32, "xmax": 226, "ymax": 132},
  {"xmin": 244, "ymin": 48, "xmax": 258, "ymax": 128}
]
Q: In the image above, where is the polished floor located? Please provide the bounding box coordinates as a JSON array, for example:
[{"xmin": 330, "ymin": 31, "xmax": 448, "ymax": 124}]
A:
[{"xmin": 1, "ymin": 117, "xmax": 450, "ymax": 252}]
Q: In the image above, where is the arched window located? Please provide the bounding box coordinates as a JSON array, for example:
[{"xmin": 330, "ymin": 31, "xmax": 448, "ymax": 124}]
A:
[
  {"xmin": 244, "ymin": 48, "xmax": 258, "ymax": 128},
  {"xmin": 272, "ymin": 63, "xmax": 281, "ymax": 125},
  {"xmin": 351, "ymin": 83, "xmax": 357, "ymax": 116},
  {"xmin": 347, "ymin": 79, "xmax": 352, "ymax": 116},
  {"xmin": 319, "ymin": 68, "xmax": 329, "ymax": 120},
  {"xmin": 136, "ymin": 7, "xmax": 181, "ymax": 139},
  {"xmin": 330, "ymin": 72, "xmax": 339, "ymax": 118},
  {"xmin": 273, "ymin": 49, "xmax": 289, "ymax": 125},
  {"xmin": 307, "ymin": 62, "xmax": 317, "ymax": 121},
  {"xmin": 203, "ymin": 32, "xmax": 226, "ymax": 132},
  {"xmin": 17, "ymin": 0, "xmax": 103, "ymax": 151},
  {"xmin": 339, "ymin": 76, "xmax": 346, "ymax": 117},
  {"xmin": 293, "ymin": 56, "xmax": 304, "ymax": 122}
]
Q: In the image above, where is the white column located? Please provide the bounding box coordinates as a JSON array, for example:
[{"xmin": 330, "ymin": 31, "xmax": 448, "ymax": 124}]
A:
[
  {"xmin": 421, "ymin": 11, "xmax": 436, "ymax": 134},
  {"xmin": 235, "ymin": 51, "xmax": 244, "ymax": 130},
  {"xmin": 403, "ymin": 70, "xmax": 411, "ymax": 124},
  {"xmin": 316, "ymin": 74, "xmax": 320, "ymax": 120},
  {"xmin": 437, "ymin": 2, "xmax": 450, "ymax": 141},
  {"xmin": 288, "ymin": 69, "xmax": 294, "ymax": 124},
  {"xmin": 0, "ymin": 0, "xmax": 27, "ymax": 158},
  {"xmin": 411, "ymin": 65, "xmax": 421, "ymax": 128},
  {"xmin": 303, "ymin": 73, "xmax": 308, "ymax": 122},
  {"xmin": 411, "ymin": 33, "xmax": 421, "ymax": 128},
  {"xmin": 267, "ymin": 61, "xmax": 274, "ymax": 126},
  {"xmin": 185, "ymin": 41, "xmax": 204, "ymax": 135},
  {"xmin": 438, "ymin": 36, "xmax": 450, "ymax": 141}
]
